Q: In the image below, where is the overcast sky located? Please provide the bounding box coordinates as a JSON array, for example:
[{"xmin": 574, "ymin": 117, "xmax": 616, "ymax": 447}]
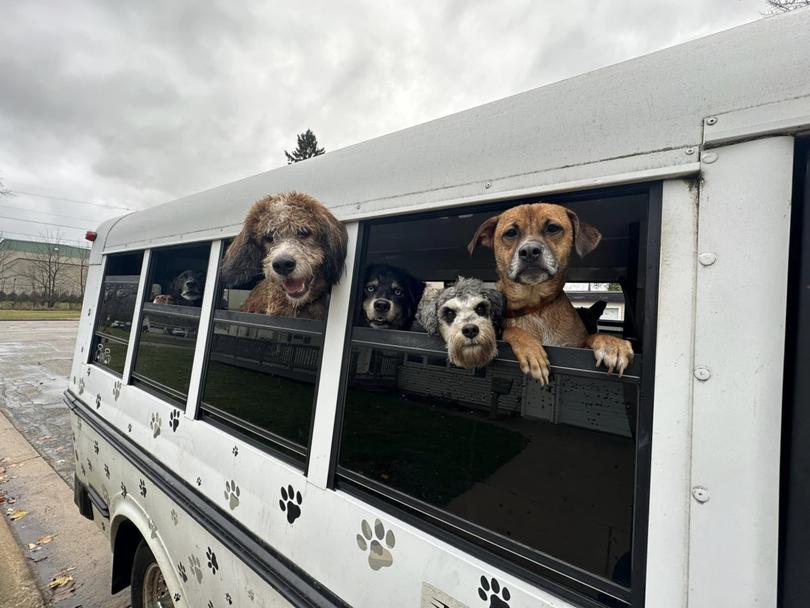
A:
[{"xmin": 0, "ymin": 0, "xmax": 765, "ymax": 244}]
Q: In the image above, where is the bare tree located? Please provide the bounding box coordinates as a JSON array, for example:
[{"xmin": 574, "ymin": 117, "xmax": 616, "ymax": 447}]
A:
[
  {"xmin": 764, "ymin": 0, "xmax": 810, "ymax": 12},
  {"xmin": 0, "ymin": 232, "xmax": 14, "ymax": 293},
  {"xmin": 76, "ymin": 246, "xmax": 90, "ymax": 296},
  {"xmin": 0, "ymin": 177, "xmax": 9, "ymax": 196},
  {"xmin": 23, "ymin": 231, "xmax": 70, "ymax": 308}
]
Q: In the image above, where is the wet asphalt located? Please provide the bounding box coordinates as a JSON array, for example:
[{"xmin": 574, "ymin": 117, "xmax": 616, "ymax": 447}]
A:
[{"xmin": 0, "ymin": 320, "xmax": 130, "ymax": 608}]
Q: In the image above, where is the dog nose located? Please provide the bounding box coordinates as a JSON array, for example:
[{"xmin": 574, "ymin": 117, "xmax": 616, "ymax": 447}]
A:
[
  {"xmin": 462, "ymin": 324, "xmax": 479, "ymax": 339},
  {"xmin": 272, "ymin": 256, "xmax": 296, "ymax": 275},
  {"xmin": 185, "ymin": 280, "xmax": 197, "ymax": 288},
  {"xmin": 518, "ymin": 241, "xmax": 544, "ymax": 261},
  {"xmin": 373, "ymin": 300, "xmax": 391, "ymax": 313}
]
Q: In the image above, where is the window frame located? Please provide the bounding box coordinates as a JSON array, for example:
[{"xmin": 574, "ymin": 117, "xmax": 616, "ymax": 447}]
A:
[
  {"xmin": 194, "ymin": 238, "xmax": 328, "ymax": 472},
  {"xmin": 128, "ymin": 242, "xmax": 212, "ymax": 410},
  {"xmin": 87, "ymin": 251, "xmax": 145, "ymax": 377},
  {"xmin": 327, "ymin": 182, "xmax": 661, "ymax": 608}
]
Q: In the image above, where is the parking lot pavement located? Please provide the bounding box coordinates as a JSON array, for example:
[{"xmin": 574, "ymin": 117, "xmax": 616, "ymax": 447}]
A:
[
  {"xmin": 0, "ymin": 320, "xmax": 130, "ymax": 607},
  {"xmin": 0, "ymin": 320, "xmax": 78, "ymax": 485}
]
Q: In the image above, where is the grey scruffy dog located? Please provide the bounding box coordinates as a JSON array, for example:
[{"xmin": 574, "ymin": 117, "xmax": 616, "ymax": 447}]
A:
[{"xmin": 416, "ymin": 277, "xmax": 505, "ymax": 369}]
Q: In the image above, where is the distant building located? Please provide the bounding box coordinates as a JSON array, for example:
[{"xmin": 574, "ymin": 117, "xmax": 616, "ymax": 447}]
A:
[{"xmin": 0, "ymin": 238, "xmax": 90, "ymax": 296}]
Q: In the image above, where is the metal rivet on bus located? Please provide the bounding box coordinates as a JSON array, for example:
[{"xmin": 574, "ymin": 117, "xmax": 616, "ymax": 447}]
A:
[
  {"xmin": 685, "ymin": 147, "xmax": 696, "ymax": 155},
  {"xmin": 485, "ymin": 182, "xmax": 492, "ymax": 189},
  {"xmin": 701, "ymin": 151, "xmax": 718, "ymax": 164},
  {"xmin": 694, "ymin": 366, "xmax": 711, "ymax": 381},
  {"xmin": 705, "ymin": 116, "xmax": 718, "ymax": 126},
  {"xmin": 692, "ymin": 486, "xmax": 710, "ymax": 503},
  {"xmin": 698, "ymin": 252, "xmax": 717, "ymax": 266}
]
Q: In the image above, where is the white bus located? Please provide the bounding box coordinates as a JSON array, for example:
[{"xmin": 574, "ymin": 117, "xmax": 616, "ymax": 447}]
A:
[{"xmin": 68, "ymin": 10, "xmax": 810, "ymax": 608}]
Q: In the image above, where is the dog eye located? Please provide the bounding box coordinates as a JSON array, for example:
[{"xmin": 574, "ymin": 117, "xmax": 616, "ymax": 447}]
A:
[
  {"xmin": 475, "ymin": 302, "xmax": 489, "ymax": 316},
  {"xmin": 365, "ymin": 285, "xmax": 375, "ymax": 293},
  {"xmin": 298, "ymin": 228, "xmax": 311, "ymax": 238},
  {"xmin": 442, "ymin": 308, "xmax": 456, "ymax": 323},
  {"xmin": 263, "ymin": 234, "xmax": 274, "ymax": 243},
  {"xmin": 393, "ymin": 288, "xmax": 403, "ymax": 297},
  {"xmin": 546, "ymin": 223, "xmax": 562, "ymax": 234},
  {"xmin": 503, "ymin": 227, "xmax": 519, "ymax": 239}
]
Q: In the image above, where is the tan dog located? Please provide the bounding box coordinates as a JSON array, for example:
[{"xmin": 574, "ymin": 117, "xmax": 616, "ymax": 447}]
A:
[
  {"xmin": 220, "ymin": 192, "xmax": 348, "ymax": 320},
  {"xmin": 468, "ymin": 203, "xmax": 633, "ymax": 383}
]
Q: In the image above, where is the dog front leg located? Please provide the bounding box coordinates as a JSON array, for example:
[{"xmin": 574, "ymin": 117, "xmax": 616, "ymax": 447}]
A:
[
  {"xmin": 503, "ymin": 326, "xmax": 550, "ymax": 385},
  {"xmin": 585, "ymin": 334, "xmax": 634, "ymax": 376}
]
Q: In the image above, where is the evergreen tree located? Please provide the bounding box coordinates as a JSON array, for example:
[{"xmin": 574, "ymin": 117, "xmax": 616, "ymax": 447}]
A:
[{"xmin": 284, "ymin": 129, "xmax": 325, "ymax": 164}]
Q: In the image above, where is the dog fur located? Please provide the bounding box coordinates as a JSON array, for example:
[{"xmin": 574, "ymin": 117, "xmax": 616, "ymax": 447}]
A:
[
  {"xmin": 416, "ymin": 277, "xmax": 505, "ymax": 369},
  {"xmin": 468, "ymin": 203, "xmax": 633, "ymax": 383},
  {"xmin": 152, "ymin": 269, "xmax": 204, "ymax": 306},
  {"xmin": 360, "ymin": 264, "xmax": 425, "ymax": 330},
  {"xmin": 220, "ymin": 192, "xmax": 348, "ymax": 320}
]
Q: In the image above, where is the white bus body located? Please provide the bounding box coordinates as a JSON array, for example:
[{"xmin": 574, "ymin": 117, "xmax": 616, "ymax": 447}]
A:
[{"xmin": 67, "ymin": 10, "xmax": 810, "ymax": 608}]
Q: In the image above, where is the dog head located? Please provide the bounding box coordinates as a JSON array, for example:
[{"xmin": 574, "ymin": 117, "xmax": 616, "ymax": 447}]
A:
[
  {"xmin": 220, "ymin": 192, "xmax": 348, "ymax": 308},
  {"xmin": 361, "ymin": 264, "xmax": 425, "ymax": 330},
  {"xmin": 169, "ymin": 270, "xmax": 205, "ymax": 305},
  {"xmin": 467, "ymin": 203, "xmax": 601, "ymax": 298},
  {"xmin": 416, "ymin": 277, "xmax": 504, "ymax": 369}
]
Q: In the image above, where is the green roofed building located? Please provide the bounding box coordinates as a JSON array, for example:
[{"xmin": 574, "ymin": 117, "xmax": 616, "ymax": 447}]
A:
[{"xmin": 0, "ymin": 238, "xmax": 90, "ymax": 299}]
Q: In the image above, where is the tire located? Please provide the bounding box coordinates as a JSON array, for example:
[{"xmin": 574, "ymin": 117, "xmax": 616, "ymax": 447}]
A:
[{"xmin": 130, "ymin": 540, "xmax": 174, "ymax": 608}]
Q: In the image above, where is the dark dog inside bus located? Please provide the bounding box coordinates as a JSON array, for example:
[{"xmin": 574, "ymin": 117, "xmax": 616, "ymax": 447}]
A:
[{"xmin": 360, "ymin": 264, "xmax": 425, "ymax": 330}]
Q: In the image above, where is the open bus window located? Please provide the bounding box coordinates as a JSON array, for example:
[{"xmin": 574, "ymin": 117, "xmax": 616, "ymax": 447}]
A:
[
  {"xmin": 89, "ymin": 251, "xmax": 144, "ymax": 376},
  {"xmin": 336, "ymin": 190, "xmax": 658, "ymax": 606},
  {"xmin": 198, "ymin": 239, "xmax": 326, "ymax": 466},
  {"xmin": 130, "ymin": 243, "xmax": 210, "ymax": 407}
]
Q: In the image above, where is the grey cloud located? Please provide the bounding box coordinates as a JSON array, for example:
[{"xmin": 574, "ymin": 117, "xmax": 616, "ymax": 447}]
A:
[{"xmin": 0, "ymin": 0, "xmax": 763, "ymax": 243}]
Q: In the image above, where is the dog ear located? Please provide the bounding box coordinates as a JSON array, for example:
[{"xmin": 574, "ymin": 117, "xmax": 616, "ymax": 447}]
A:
[
  {"xmin": 415, "ymin": 286, "xmax": 440, "ymax": 335},
  {"xmin": 406, "ymin": 275, "xmax": 427, "ymax": 319},
  {"xmin": 467, "ymin": 215, "xmax": 500, "ymax": 255},
  {"xmin": 566, "ymin": 209, "xmax": 602, "ymax": 257},
  {"xmin": 483, "ymin": 287, "xmax": 505, "ymax": 335},
  {"xmin": 221, "ymin": 222, "xmax": 264, "ymax": 288},
  {"xmin": 319, "ymin": 209, "xmax": 349, "ymax": 286}
]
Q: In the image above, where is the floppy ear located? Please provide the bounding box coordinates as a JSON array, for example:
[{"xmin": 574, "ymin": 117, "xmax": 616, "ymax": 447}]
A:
[
  {"xmin": 221, "ymin": 222, "xmax": 264, "ymax": 287},
  {"xmin": 406, "ymin": 275, "xmax": 426, "ymax": 319},
  {"xmin": 319, "ymin": 209, "xmax": 349, "ymax": 286},
  {"xmin": 415, "ymin": 286, "xmax": 440, "ymax": 335},
  {"xmin": 483, "ymin": 288, "xmax": 505, "ymax": 336},
  {"xmin": 467, "ymin": 215, "xmax": 500, "ymax": 255},
  {"xmin": 566, "ymin": 209, "xmax": 602, "ymax": 257}
]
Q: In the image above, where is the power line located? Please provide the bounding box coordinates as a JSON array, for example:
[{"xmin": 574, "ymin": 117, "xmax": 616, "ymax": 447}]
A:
[
  {"xmin": 0, "ymin": 229, "xmax": 89, "ymax": 247},
  {"xmin": 8, "ymin": 189, "xmax": 134, "ymax": 211},
  {"xmin": 0, "ymin": 203, "xmax": 111, "ymax": 224},
  {"xmin": 0, "ymin": 214, "xmax": 89, "ymax": 231}
]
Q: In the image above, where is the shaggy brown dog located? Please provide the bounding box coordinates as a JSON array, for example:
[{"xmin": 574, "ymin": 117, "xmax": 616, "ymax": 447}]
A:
[
  {"xmin": 220, "ymin": 192, "xmax": 348, "ymax": 320},
  {"xmin": 468, "ymin": 203, "xmax": 633, "ymax": 383}
]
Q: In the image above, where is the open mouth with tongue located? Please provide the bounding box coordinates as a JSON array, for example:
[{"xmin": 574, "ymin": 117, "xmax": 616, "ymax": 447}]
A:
[{"xmin": 282, "ymin": 277, "xmax": 310, "ymax": 299}]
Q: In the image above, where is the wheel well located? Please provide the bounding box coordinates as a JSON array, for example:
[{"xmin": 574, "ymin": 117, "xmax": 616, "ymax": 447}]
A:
[{"xmin": 111, "ymin": 518, "xmax": 144, "ymax": 594}]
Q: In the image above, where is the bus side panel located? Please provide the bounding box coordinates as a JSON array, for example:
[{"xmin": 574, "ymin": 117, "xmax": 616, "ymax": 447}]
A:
[{"xmin": 70, "ymin": 401, "xmax": 295, "ymax": 608}]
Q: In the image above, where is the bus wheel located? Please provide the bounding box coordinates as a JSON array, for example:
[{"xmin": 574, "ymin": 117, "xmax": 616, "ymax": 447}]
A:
[{"xmin": 131, "ymin": 540, "xmax": 174, "ymax": 608}]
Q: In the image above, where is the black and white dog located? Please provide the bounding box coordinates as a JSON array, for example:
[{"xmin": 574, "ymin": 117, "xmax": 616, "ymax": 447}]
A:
[
  {"xmin": 153, "ymin": 270, "xmax": 205, "ymax": 307},
  {"xmin": 416, "ymin": 277, "xmax": 505, "ymax": 369},
  {"xmin": 360, "ymin": 264, "xmax": 425, "ymax": 330}
]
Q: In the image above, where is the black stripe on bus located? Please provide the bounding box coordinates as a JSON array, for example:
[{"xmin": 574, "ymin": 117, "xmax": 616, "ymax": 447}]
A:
[{"xmin": 64, "ymin": 389, "xmax": 349, "ymax": 608}]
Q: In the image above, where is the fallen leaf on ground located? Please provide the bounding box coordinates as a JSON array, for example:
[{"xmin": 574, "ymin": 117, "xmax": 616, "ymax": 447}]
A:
[
  {"xmin": 8, "ymin": 509, "xmax": 28, "ymax": 521},
  {"xmin": 27, "ymin": 543, "xmax": 37, "ymax": 550},
  {"xmin": 36, "ymin": 534, "xmax": 56, "ymax": 544},
  {"xmin": 48, "ymin": 574, "xmax": 74, "ymax": 589}
]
